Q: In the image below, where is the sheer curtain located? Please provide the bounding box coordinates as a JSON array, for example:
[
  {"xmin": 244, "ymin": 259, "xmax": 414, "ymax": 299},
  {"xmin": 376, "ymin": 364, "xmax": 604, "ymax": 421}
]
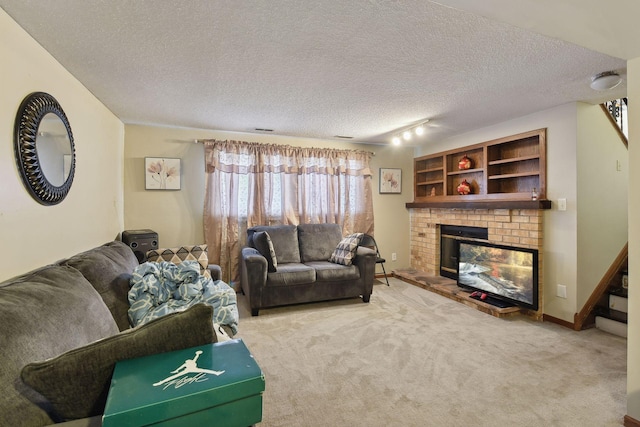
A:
[{"xmin": 203, "ymin": 139, "xmax": 374, "ymax": 285}]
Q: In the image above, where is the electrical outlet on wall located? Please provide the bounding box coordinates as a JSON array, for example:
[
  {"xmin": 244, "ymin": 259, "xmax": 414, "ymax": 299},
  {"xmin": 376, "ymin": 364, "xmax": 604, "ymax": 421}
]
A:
[
  {"xmin": 557, "ymin": 198, "xmax": 567, "ymax": 211},
  {"xmin": 392, "ymin": 252, "xmax": 397, "ymax": 261},
  {"xmin": 557, "ymin": 284, "xmax": 567, "ymax": 299}
]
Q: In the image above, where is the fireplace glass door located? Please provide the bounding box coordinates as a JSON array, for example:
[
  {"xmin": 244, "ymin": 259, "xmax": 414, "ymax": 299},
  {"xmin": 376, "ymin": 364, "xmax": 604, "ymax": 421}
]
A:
[{"xmin": 439, "ymin": 225, "xmax": 488, "ymax": 279}]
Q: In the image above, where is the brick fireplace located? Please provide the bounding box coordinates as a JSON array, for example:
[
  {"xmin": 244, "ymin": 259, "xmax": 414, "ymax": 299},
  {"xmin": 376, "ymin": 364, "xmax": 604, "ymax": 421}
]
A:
[{"xmin": 409, "ymin": 208, "xmax": 544, "ymax": 315}]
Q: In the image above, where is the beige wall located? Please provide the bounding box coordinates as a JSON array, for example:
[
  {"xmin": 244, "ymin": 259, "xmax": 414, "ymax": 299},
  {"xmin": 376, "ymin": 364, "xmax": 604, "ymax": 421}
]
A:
[
  {"xmin": 576, "ymin": 103, "xmax": 628, "ymax": 308},
  {"xmin": 412, "ymin": 102, "xmax": 628, "ymax": 324},
  {"xmin": 627, "ymin": 56, "xmax": 640, "ymax": 422},
  {"xmin": 124, "ymin": 124, "xmax": 414, "ymax": 277},
  {"xmin": 3, "ymin": 3, "xmax": 638, "ymax": 420},
  {"xmin": 0, "ymin": 10, "xmax": 125, "ymax": 282},
  {"xmin": 416, "ymin": 103, "xmax": 582, "ymax": 321}
]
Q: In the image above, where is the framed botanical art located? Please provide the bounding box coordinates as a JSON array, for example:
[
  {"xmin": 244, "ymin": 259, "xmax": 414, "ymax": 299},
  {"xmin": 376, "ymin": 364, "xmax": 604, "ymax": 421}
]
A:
[
  {"xmin": 379, "ymin": 168, "xmax": 401, "ymax": 194},
  {"xmin": 145, "ymin": 157, "xmax": 181, "ymax": 190}
]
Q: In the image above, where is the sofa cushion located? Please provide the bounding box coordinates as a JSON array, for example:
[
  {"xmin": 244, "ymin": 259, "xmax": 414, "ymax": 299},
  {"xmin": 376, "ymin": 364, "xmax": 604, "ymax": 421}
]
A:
[
  {"xmin": 63, "ymin": 241, "xmax": 139, "ymax": 331},
  {"xmin": 297, "ymin": 223, "xmax": 343, "ymax": 262},
  {"xmin": 248, "ymin": 225, "xmax": 301, "ymax": 263},
  {"xmin": 21, "ymin": 304, "xmax": 216, "ymax": 422},
  {"xmin": 0, "ymin": 265, "xmax": 120, "ymax": 426},
  {"xmin": 305, "ymin": 261, "xmax": 360, "ymax": 281},
  {"xmin": 146, "ymin": 244, "xmax": 211, "ymax": 278},
  {"xmin": 266, "ymin": 263, "xmax": 316, "ymax": 286},
  {"xmin": 253, "ymin": 231, "xmax": 278, "ymax": 272},
  {"xmin": 329, "ymin": 233, "xmax": 364, "ymax": 266}
]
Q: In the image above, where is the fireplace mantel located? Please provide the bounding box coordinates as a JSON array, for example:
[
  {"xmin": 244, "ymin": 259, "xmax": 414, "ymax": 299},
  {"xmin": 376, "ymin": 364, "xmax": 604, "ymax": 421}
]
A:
[{"xmin": 406, "ymin": 199, "xmax": 551, "ymax": 210}]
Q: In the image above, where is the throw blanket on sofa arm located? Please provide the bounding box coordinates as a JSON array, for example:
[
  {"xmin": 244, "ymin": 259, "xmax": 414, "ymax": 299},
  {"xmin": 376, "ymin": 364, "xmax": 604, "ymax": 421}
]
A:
[{"xmin": 128, "ymin": 260, "xmax": 239, "ymax": 335}]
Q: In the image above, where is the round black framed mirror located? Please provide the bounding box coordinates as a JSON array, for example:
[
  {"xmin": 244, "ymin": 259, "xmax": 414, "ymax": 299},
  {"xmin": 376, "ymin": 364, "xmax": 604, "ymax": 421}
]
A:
[{"xmin": 14, "ymin": 92, "xmax": 75, "ymax": 205}]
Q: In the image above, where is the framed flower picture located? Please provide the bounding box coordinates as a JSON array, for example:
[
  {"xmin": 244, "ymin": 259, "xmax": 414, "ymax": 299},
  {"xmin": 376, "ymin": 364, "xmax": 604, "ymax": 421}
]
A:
[
  {"xmin": 145, "ymin": 157, "xmax": 181, "ymax": 190},
  {"xmin": 379, "ymin": 168, "xmax": 401, "ymax": 194}
]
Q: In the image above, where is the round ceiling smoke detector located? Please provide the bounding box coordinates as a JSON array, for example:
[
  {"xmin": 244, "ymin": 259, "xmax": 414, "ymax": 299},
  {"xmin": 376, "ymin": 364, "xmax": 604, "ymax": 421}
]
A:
[{"xmin": 590, "ymin": 71, "xmax": 622, "ymax": 91}]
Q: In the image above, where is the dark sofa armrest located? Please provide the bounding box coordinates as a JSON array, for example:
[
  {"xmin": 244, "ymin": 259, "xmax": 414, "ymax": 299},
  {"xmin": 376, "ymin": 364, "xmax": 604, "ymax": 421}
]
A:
[
  {"xmin": 356, "ymin": 246, "xmax": 376, "ymax": 258},
  {"xmin": 354, "ymin": 246, "xmax": 376, "ymax": 269},
  {"xmin": 353, "ymin": 246, "xmax": 376, "ymax": 301},
  {"xmin": 207, "ymin": 264, "xmax": 222, "ymax": 281},
  {"xmin": 241, "ymin": 247, "xmax": 268, "ymax": 277},
  {"xmin": 241, "ymin": 247, "xmax": 268, "ymax": 315}
]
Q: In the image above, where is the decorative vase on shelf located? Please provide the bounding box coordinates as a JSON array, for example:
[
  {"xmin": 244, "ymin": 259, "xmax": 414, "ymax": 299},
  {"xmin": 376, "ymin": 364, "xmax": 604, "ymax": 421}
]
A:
[
  {"xmin": 457, "ymin": 179, "xmax": 471, "ymax": 195},
  {"xmin": 458, "ymin": 154, "xmax": 472, "ymax": 170}
]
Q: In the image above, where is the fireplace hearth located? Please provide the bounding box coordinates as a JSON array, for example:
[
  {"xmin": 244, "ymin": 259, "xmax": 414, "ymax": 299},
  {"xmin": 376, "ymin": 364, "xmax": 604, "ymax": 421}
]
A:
[{"xmin": 409, "ymin": 207, "xmax": 543, "ymax": 316}]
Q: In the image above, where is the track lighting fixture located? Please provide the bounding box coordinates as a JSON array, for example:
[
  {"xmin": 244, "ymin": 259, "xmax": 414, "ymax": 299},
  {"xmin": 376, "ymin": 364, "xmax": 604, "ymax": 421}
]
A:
[{"xmin": 390, "ymin": 120, "xmax": 429, "ymax": 145}]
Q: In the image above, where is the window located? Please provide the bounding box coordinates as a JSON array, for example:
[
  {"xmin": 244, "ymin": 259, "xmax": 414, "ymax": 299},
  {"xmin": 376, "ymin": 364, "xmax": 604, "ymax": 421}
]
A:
[{"xmin": 202, "ymin": 140, "xmax": 374, "ymax": 284}]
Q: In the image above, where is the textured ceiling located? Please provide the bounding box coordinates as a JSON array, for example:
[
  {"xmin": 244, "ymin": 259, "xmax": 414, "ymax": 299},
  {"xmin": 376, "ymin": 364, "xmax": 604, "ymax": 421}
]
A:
[
  {"xmin": 0, "ymin": 0, "xmax": 628, "ymax": 145},
  {"xmin": 435, "ymin": 0, "xmax": 640, "ymax": 60}
]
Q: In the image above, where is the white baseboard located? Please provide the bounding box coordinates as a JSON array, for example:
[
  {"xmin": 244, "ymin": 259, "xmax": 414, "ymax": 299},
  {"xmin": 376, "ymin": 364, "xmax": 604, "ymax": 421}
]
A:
[{"xmin": 595, "ymin": 316, "xmax": 627, "ymax": 338}]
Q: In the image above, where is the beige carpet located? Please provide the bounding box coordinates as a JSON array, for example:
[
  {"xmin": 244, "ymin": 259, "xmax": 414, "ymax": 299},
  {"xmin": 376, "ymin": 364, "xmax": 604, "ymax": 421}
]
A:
[{"xmin": 236, "ymin": 278, "xmax": 627, "ymax": 426}]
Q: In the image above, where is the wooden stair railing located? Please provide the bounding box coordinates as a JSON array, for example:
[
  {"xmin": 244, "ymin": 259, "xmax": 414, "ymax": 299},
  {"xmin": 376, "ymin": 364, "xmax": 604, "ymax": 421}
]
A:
[
  {"xmin": 574, "ymin": 242, "xmax": 628, "ymax": 330},
  {"xmin": 601, "ymin": 98, "xmax": 628, "ymax": 148}
]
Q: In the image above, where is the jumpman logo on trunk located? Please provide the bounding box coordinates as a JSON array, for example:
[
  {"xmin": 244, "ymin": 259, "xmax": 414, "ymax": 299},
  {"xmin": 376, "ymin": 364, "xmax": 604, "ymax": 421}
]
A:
[{"xmin": 153, "ymin": 350, "xmax": 225, "ymax": 387}]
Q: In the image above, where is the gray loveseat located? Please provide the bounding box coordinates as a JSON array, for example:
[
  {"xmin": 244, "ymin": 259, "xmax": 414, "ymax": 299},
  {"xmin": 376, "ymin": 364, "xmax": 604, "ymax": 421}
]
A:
[
  {"xmin": 0, "ymin": 241, "xmax": 221, "ymax": 426},
  {"xmin": 240, "ymin": 223, "xmax": 376, "ymax": 316}
]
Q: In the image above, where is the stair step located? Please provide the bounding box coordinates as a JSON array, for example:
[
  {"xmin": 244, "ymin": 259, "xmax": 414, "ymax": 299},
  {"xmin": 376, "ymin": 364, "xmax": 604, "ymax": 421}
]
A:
[
  {"xmin": 609, "ymin": 294, "xmax": 628, "ymax": 313},
  {"xmin": 594, "ymin": 306, "xmax": 628, "ymax": 323},
  {"xmin": 595, "ymin": 316, "xmax": 627, "ymax": 338},
  {"xmin": 609, "ymin": 286, "xmax": 628, "ymax": 298}
]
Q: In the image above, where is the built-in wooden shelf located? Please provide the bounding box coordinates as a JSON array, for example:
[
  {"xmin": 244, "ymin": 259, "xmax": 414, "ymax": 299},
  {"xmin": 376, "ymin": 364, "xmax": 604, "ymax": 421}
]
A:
[
  {"xmin": 412, "ymin": 128, "xmax": 546, "ymax": 206},
  {"xmin": 488, "ymin": 154, "xmax": 539, "ymax": 166},
  {"xmin": 416, "ymin": 179, "xmax": 444, "ymax": 186},
  {"xmin": 447, "ymin": 168, "xmax": 485, "ymax": 176},
  {"xmin": 488, "ymin": 171, "xmax": 539, "ymax": 180},
  {"xmin": 416, "ymin": 167, "xmax": 444, "ymax": 173}
]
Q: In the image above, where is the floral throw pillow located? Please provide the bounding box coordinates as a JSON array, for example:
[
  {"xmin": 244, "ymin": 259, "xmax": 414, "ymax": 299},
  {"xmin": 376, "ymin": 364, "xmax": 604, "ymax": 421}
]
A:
[{"xmin": 329, "ymin": 233, "xmax": 364, "ymax": 266}]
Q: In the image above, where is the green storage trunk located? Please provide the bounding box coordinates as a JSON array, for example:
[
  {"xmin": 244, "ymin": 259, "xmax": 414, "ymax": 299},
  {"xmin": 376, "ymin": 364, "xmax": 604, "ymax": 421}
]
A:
[{"xmin": 103, "ymin": 339, "xmax": 265, "ymax": 427}]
